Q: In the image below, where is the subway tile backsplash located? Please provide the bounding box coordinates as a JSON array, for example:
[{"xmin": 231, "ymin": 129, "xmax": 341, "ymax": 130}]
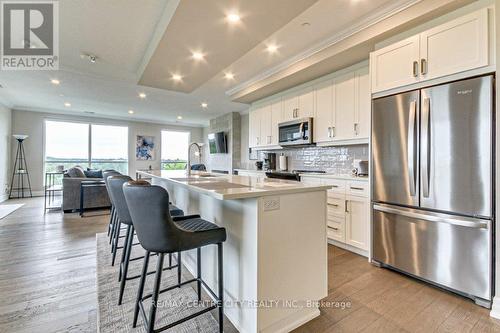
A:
[{"xmin": 261, "ymin": 144, "xmax": 368, "ymax": 174}]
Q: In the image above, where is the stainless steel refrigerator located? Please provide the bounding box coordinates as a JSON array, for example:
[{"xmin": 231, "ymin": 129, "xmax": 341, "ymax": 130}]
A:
[{"xmin": 371, "ymin": 75, "xmax": 494, "ymax": 307}]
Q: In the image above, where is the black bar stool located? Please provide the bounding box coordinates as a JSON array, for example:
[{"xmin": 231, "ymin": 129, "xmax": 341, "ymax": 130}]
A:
[
  {"xmin": 123, "ymin": 181, "xmax": 226, "ymax": 333},
  {"xmin": 108, "ymin": 176, "xmax": 186, "ymax": 305},
  {"xmin": 102, "ymin": 170, "xmax": 121, "ymax": 245}
]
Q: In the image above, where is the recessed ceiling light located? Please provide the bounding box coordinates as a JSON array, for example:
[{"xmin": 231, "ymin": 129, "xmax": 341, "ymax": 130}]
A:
[
  {"xmin": 64, "ymin": 102, "xmax": 71, "ymax": 107},
  {"xmin": 192, "ymin": 52, "xmax": 204, "ymax": 61},
  {"xmin": 138, "ymin": 92, "xmax": 146, "ymax": 99},
  {"xmin": 59, "ymin": 94, "xmax": 64, "ymax": 97},
  {"xmin": 301, "ymin": 22, "xmax": 311, "ymax": 27},
  {"xmin": 266, "ymin": 44, "xmax": 278, "ymax": 53},
  {"xmin": 224, "ymin": 72, "xmax": 234, "ymax": 80},
  {"xmin": 172, "ymin": 74, "xmax": 182, "ymax": 81},
  {"xmin": 226, "ymin": 13, "xmax": 241, "ymax": 23},
  {"xmin": 51, "ymin": 79, "xmax": 60, "ymax": 85},
  {"xmin": 177, "ymin": 116, "xmax": 183, "ymax": 120},
  {"xmin": 201, "ymin": 102, "xmax": 208, "ymax": 108},
  {"xmin": 128, "ymin": 110, "xmax": 134, "ymax": 114}
]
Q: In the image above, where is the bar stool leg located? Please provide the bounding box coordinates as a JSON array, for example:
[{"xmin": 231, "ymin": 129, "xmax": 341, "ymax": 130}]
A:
[
  {"xmin": 109, "ymin": 208, "xmax": 116, "ymax": 245},
  {"xmin": 177, "ymin": 252, "xmax": 182, "ymax": 285},
  {"xmin": 218, "ymin": 242, "xmax": 224, "ymax": 333},
  {"xmin": 197, "ymin": 247, "xmax": 202, "ymax": 301},
  {"xmin": 133, "ymin": 250, "xmax": 150, "ymax": 328},
  {"xmin": 112, "ymin": 221, "xmax": 121, "ymax": 266},
  {"xmin": 148, "ymin": 253, "xmax": 165, "ymax": 333},
  {"xmin": 119, "ymin": 225, "xmax": 134, "ymax": 305},
  {"xmin": 107, "ymin": 206, "xmax": 113, "ymax": 236},
  {"xmin": 119, "ymin": 224, "xmax": 132, "ymax": 282}
]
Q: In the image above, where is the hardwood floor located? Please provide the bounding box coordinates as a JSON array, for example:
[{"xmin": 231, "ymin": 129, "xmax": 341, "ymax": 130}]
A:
[
  {"xmin": 293, "ymin": 246, "xmax": 500, "ymax": 333},
  {"xmin": 0, "ymin": 197, "xmax": 499, "ymax": 332}
]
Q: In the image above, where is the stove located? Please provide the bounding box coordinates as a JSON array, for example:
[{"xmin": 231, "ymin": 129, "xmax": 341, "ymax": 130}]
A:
[{"xmin": 265, "ymin": 169, "xmax": 326, "ymax": 181}]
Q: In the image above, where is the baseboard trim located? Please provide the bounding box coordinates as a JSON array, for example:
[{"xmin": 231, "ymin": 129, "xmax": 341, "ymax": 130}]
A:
[
  {"xmin": 7, "ymin": 190, "xmax": 44, "ymax": 198},
  {"xmin": 0, "ymin": 194, "xmax": 8, "ymax": 203},
  {"xmin": 260, "ymin": 307, "xmax": 320, "ymax": 333},
  {"xmin": 490, "ymin": 296, "xmax": 500, "ymax": 319},
  {"xmin": 328, "ymin": 239, "xmax": 369, "ymax": 258}
]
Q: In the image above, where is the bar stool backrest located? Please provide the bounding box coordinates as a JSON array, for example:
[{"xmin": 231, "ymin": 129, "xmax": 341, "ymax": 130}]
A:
[
  {"xmin": 108, "ymin": 175, "xmax": 134, "ymax": 225},
  {"xmin": 103, "ymin": 170, "xmax": 121, "ymax": 204},
  {"xmin": 123, "ymin": 182, "xmax": 182, "ymax": 253}
]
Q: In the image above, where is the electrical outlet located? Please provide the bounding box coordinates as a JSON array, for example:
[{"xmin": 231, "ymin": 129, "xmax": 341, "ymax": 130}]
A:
[{"xmin": 263, "ymin": 197, "xmax": 280, "ymax": 211}]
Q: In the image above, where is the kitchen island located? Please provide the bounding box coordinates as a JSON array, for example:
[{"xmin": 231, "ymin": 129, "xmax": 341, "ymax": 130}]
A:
[{"xmin": 136, "ymin": 170, "xmax": 330, "ymax": 333}]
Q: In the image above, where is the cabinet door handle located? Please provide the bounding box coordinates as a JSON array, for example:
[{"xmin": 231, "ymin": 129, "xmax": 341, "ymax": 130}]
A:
[
  {"xmin": 345, "ymin": 200, "xmax": 349, "ymax": 213},
  {"xmin": 330, "ymin": 203, "xmax": 339, "ymax": 207},
  {"xmin": 413, "ymin": 61, "xmax": 419, "ymax": 77},
  {"xmin": 331, "ymin": 185, "xmax": 339, "ymax": 188},
  {"xmin": 420, "ymin": 58, "xmax": 427, "ymax": 75},
  {"xmin": 350, "ymin": 186, "xmax": 364, "ymax": 190},
  {"xmin": 327, "ymin": 127, "xmax": 331, "ymax": 138},
  {"xmin": 331, "ymin": 227, "xmax": 339, "ymax": 231},
  {"xmin": 354, "ymin": 123, "xmax": 359, "ymax": 135},
  {"xmin": 331, "ymin": 126, "xmax": 335, "ymax": 137}
]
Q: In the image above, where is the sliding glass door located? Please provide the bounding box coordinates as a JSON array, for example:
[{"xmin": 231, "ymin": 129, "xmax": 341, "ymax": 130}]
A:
[{"xmin": 44, "ymin": 120, "xmax": 128, "ymax": 175}]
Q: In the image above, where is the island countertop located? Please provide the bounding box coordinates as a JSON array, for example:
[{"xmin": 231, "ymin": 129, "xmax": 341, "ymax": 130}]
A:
[{"xmin": 137, "ymin": 170, "xmax": 331, "ymax": 200}]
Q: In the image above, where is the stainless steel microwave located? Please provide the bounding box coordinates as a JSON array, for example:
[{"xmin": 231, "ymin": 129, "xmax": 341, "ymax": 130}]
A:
[{"xmin": 278, "ymin": 118, "xmax": 313, "ymax": 146}]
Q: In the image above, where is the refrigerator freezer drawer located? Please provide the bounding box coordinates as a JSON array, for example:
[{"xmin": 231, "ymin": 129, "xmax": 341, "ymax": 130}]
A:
[{"xmin": 372, "ymin": 204, "xmax": 491, "ymax": 301}]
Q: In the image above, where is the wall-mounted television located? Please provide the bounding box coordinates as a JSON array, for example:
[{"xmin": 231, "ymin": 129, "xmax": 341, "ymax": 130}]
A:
[{"xmin": 208, "ymin": 132, "xmax": 227, "ymax": 154}]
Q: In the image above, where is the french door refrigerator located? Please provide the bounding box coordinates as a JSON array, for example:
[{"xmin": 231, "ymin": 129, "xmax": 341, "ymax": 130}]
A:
[{"xmin": 371, "ymin": 75, "xmax": 494, "ymax": 307}]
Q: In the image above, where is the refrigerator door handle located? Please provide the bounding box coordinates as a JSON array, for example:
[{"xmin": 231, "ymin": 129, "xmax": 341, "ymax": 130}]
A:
[
  {"xmin": 373, "ymin": 204, "xmax": 489, "ymax": 229},
  {"xmin": 408, "ymin": 100, "xmax": 417, "ymax": 196},
  {"xmin": 421, "ymin": 97, "xmax": 431, "ymax": 198}
]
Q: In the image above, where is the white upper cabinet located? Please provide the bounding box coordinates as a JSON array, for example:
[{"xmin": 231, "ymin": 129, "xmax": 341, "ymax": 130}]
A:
[
  {"xmin": 248, "ymin": 98, "xmax": 282, "ymax": 149},
  {"xmin": 371, "ymin": 8, "xmax": 490, "ymax": 94},
  {"xmin": 259, "ymin": 104, "xmax": 272, "ymax": 146},
  {"xmin": 334, "ymin": 72, "xmax": 356, "ymax": 141},
  {"xmin": 298, "ymin": 86, "xmax": 314, "ymax": 118},
  {"xmin": 314, "ymin": 80, "xmax": 334, "ymax": 143},
  {"xmin": 419, "ymin": 9, "xmax": 488, "ymax": 81},
  {"xmin": 270, "ymin": 98, "xmax": 282, "ymax": 146},
  {"xmin": 282, "ymin": 93, "xmax": 299, "ymax": 121},
  {"xmin": 354, "ymin": 67, "xmax": 370, "ymax": 139},
  {"xmin": 370, "ymin": 35, "xmax": 420, "ymax": 93},
  {"xmin": 249, "ymin": 107, "xmax": 261, "ymax": 148}
]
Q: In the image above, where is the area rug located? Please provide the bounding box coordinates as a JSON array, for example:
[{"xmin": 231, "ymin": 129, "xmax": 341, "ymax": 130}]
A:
[
  {"xmin": 0, "ymin": 204, "xmax": 24, "ymax": 219},
  {"xmin": 96, "ymin": 233, "xmax": 219, "ymax": 333}
]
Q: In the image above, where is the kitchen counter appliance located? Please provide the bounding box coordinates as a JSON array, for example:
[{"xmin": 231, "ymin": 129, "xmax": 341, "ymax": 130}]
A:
[{"xmin": 371, "ymin": 75, "xmax": 494, "ymax": 308}]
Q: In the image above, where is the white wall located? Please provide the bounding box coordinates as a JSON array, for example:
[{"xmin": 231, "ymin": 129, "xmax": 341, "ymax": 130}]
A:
[
  {"xmin": 0, "ymin": 104, "xmax": 12, "ymax": 202},
  {"xmin": 10, "ymin": 109, "xmax": 204, "ymax": 194}
]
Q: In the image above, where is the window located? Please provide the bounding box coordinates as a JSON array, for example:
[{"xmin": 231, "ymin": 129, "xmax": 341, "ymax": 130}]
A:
[
  {"xmin": 44, "ymin": 120, "xmax": 128, "ymax": 175},
  {"xmin": 45, "ymin": 121, "xmax": 90, "ymax": 172},
  {"xmin": 91, "ymin": 124, "xmax": 128, "ymax": 174},
  {"xmin": 161, "ymin": 131, "xmax": 190, "ymax": 170}
]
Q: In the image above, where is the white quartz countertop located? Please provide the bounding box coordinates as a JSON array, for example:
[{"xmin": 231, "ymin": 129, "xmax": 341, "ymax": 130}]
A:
[
  {"xmin": 299, "ymin": 173, "xmax": 369, "ymax": 182},
  {"xmin": 137, "ymin": 170, "xmax": 331, "ymax": 200}
]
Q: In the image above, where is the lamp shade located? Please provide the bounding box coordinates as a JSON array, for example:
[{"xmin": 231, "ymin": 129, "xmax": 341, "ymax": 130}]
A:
[{"xmin": 13, "ymin": 134, "xmax": 28, "ymax": 141}]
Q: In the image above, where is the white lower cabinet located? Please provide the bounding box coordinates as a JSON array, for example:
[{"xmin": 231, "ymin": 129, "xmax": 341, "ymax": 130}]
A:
[
  {"xmin": 303, "ymin": 176, "xmax": 369, "ymax": 254},
  {"xmin": 345, "ymin": 195, "xmax": 368, "ymax": 250}
]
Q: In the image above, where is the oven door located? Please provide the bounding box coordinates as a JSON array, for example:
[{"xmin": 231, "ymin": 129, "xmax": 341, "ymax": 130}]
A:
[{"xmin": 279, "ymin": 118, "xmax": 312, "ymax": 146}]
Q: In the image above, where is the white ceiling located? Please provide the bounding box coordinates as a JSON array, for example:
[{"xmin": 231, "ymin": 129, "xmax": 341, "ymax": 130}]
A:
[{"xmin": 0, "ymin": 0, "xmax": 415, "ymax": 126}]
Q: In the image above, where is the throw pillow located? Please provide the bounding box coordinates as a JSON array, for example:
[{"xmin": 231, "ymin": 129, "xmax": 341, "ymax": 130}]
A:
[
  {"xmin": 84, "ymin": 168, "xmax": 103, "ymax": 178},
  {"xmin": 66, "ymin": 166, "xmax": 86, "ymax": 178}
]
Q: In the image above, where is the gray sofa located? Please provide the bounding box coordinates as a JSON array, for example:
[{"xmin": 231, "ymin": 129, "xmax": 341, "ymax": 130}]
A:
[{"xmin": 62, "ymin": 167, "xmax": 111, "ymax": 213}]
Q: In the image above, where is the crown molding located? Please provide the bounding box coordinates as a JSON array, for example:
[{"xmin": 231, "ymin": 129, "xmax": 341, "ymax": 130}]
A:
[{"xmin": 225, "ymin": 0, "xmax": 422, "ymax": 98}]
